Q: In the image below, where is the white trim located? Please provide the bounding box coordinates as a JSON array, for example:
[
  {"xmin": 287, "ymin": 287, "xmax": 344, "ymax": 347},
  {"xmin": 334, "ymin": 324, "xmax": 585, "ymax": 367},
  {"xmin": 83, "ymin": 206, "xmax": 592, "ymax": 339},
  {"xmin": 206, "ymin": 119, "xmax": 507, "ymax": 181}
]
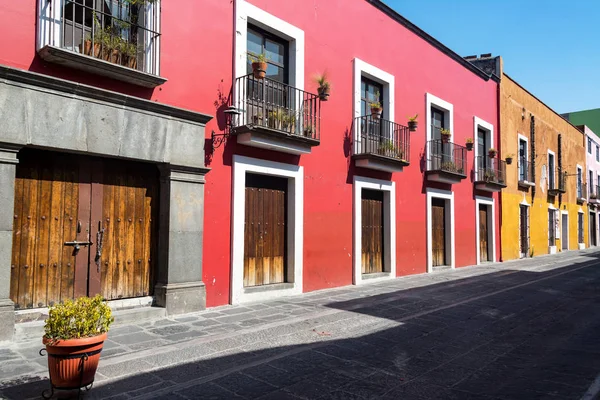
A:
[
  {"xmin": 234, "ymin": 0, "xmax": 304, "ymax": 91},
  {"xmin": 548, "ymin": 205, "xmax": 558, "ymax": 254},
  {"xmin": 561, "ymin": 210, "xmax": 569, "ymax": 251},
  {"xmin": 519, "ymin": 202, "xmax": 530, "ymax": 258},
  {"xmin": 473, "ymin": 116, "xmax": 495, "ymax": 164},
  {"xmin": 475, "ymin": 196, "xmax": 496, "ymax": 265},
  {"xmin": 231, "ymin": 155, "xmax": 303, "ymax": 304},
  {"xmin": 426, "ymin": 93, "xmax": 454, "ymax": 142},
  {"xmin": 517, "ymin": 133, "xmax": 532, "ymax": 184},
  {"xmin": 426, "ymin": 188, "xmax": 455, "ymax": 272},
  {"xmin": 353, "ymin": 176, "xmax": 396, "ymax": 285},
  {"xmin": 577, "ymin": 164, "xmax": 584, "ymax": 199},
  {"xmin": 353, "ymin": 58, "xmax": 395, "ymax": 154},
  {"xmin": 578, "ymin": 209, "xmax": 586, "ymax": 249}
]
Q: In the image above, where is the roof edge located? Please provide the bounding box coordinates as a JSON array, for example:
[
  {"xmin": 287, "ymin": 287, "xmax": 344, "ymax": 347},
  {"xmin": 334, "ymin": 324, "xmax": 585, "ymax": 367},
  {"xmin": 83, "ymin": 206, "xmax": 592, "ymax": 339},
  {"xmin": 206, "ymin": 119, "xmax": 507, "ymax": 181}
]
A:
[{"xmin": 367, "ymin": 0, "xmax": 500, "ymax": 83}]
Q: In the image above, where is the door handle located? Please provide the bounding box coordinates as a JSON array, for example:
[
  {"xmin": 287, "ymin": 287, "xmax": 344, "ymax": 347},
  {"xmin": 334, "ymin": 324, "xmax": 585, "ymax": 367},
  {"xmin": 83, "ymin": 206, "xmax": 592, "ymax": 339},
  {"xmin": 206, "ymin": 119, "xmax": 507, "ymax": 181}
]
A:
[{"xmin": 63, "ymin": 241, "xmax": 93, "ymax": 247}]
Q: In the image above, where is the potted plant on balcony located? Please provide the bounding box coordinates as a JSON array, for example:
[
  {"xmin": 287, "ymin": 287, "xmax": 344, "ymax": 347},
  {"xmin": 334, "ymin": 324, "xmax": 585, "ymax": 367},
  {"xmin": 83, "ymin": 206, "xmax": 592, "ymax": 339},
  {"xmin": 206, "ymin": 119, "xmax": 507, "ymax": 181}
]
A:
[
  {"xmin": 303, "ymin": 123, "xmax": 315, "ymax": 138},
  {"xmin": 465, "ymin": 137, "xmax": 474, "ymax": 151},
  {"xmin": 505, "ymin": 153, "xmax": 514, "ymax": 165},
  {"xmin": 42, "ymin": 295, "xmax": 113, "ymax": 395},
  {"xmin": 249, "ymin": 53, "xmax": 268, "ymax": 79},
  {"xmin": 407, "ymin": 114, "xmax": 418, "ymax": 132},
  {"xmin": 314, "ymin": 72, "xmax": 331, "ymax": 101},
  {"xmin": 484, "ymin": 170, "xmax": 496, "ymax": 182},
  {"xmin": 488, "ymin": 148, "xmax": 497, "ymax": 159},
  {"xmin": 440, "ymin": 128, "xmax": 451, "ymax": 143},
  {"xmin": 120, "ymin": 42, "xmax": 138, "ymax": 69},
  {"xmin": 370, "ymin": 90, "xmax": 383, "ymax": 119}
]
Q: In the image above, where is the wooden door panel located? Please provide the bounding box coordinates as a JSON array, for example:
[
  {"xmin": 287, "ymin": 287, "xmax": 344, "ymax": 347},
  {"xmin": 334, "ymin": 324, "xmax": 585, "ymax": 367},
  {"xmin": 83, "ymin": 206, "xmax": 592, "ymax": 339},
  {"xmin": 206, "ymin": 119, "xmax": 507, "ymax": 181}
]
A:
[
  {"xmin": 100, "ymin": 162, "xmax": 157, "ymax": 300},
  {"xmin": 361, "ymin": 190, "xmax": 384, "ymax": 274},
  {"xmin": 244, "ymin": 174, "xmax": 286, "ymax": 287},
  {"xmin": 432, "ymin": 199, "xmax": 446, "ymax": 267},
  {"xmin": 479, "ymin": 205, "xmax": 488, "ymax": 262},
  {"xmin": 11, "ymin": 152, "xmax": 80, "ymax": 309}
]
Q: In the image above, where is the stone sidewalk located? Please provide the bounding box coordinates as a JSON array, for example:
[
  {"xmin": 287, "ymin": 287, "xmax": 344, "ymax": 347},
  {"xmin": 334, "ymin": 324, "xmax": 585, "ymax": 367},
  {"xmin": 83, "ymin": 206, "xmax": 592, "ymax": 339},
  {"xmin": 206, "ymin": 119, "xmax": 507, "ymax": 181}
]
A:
[{"xmin": 1, "ymin": 249, "xmax": 600, "ymax": 399}]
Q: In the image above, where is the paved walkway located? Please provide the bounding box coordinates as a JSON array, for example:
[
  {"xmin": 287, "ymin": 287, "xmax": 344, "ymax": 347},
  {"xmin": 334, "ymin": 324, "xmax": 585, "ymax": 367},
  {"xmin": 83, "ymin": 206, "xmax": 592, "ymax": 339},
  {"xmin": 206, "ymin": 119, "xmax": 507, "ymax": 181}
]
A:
[{"xmin": 2, "ymin": 249, "xmax": 600, "ymax": 399}]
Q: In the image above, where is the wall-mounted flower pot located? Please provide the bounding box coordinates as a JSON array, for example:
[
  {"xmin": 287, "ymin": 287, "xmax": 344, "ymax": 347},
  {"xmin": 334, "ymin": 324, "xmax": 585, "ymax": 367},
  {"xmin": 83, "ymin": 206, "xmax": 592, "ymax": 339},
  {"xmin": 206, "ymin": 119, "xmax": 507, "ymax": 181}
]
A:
[
  {"xmin": 408, "ymin": 121, "xmax": 418, "ymax": 132},
  {"xmin": 442, "ymin": 135, "xmax": 450, "ymax": 144},
  {"xmin": 466, "ymin": 142, "xmax": 473, "ymax": 151},
  {"xmin": 488, "ymin": 151, "xmax": 497, "ymax": 159},
  {"xmin": 506, "ymin": 157, "xmax": 513, "ymax": 165},
  {"xmin": 252, "ymin": 62, "xmax": 267, "ymax": 79},
  {"xmin": 317, "ymin": 86, "xmax": 330, "ymax": 101},
  {"xmin": 371, "ymin": 106, "xmax": 382, "ymax": 119}
]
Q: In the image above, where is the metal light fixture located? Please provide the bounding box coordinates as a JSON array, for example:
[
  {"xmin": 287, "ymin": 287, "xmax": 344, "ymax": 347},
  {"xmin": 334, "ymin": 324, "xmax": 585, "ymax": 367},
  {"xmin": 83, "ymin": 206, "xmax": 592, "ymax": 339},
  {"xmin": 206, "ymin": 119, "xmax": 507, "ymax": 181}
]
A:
[{"xmin": 211, "ymin": 106, "xmax": 242, "ymax": 150}]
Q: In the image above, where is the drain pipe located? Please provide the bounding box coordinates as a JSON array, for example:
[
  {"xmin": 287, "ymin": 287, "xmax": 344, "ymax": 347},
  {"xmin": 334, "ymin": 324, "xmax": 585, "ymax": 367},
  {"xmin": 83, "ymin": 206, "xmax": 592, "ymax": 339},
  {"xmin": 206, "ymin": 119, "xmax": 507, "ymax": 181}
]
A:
[{"xmin": 497, "ymin": 81, "xmax": 503, "ymax": 262}]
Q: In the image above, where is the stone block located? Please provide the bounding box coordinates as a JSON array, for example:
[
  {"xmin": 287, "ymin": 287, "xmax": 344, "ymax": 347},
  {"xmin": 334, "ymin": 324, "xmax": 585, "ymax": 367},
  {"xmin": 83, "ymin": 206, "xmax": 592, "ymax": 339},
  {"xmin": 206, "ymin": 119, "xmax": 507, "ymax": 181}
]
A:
[
  {"xmin": 155, "ymin": 281, "xmax": 206, "ymax": 315},
  {"xmin": 82, "ymin": 102, "xmax": 124, "ymax": 157},
  {"xmin": 0, "ymin": 299, "xmax": 14, "ymax": 342},
  {"xmin": 168, "ymin": 121, "xmax": 205, "ymax": 168},
  {"xmin": 167, "ymin": 231, "xmax": 204, "ymax": 283}
]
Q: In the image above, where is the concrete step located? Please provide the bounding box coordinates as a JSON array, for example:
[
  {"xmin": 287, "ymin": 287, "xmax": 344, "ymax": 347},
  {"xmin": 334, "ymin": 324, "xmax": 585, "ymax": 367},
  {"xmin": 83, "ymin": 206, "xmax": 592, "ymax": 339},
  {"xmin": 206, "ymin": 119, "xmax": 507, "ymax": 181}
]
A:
[{"xmin": 14, "ymin": 306, "xmax": 166, "ymax": 342}]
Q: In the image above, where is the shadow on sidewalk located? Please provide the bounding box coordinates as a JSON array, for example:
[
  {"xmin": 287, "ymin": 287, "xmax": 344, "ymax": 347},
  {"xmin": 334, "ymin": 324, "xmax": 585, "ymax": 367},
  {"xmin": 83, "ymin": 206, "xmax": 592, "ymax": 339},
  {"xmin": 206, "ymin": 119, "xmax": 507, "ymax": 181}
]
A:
[{"xmin": 2, "ymin": 253, "xmax": 600, "ymax": 399}]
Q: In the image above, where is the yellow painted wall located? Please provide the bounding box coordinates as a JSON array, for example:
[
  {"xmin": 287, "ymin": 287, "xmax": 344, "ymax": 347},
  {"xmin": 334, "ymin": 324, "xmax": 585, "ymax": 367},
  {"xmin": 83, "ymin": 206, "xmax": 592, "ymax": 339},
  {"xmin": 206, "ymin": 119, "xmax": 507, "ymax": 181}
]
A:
[{"xmin": 500, "ymin": 67, "xmax": 587, "ymax": 261}]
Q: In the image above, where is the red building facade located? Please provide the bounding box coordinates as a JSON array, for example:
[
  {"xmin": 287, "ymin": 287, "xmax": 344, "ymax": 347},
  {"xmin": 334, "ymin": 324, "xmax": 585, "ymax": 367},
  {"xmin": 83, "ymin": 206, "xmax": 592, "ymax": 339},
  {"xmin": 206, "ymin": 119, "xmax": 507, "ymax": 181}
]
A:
[{"xmin": 0, "ymin": 0, "xmax": 501, "ymax": 336}]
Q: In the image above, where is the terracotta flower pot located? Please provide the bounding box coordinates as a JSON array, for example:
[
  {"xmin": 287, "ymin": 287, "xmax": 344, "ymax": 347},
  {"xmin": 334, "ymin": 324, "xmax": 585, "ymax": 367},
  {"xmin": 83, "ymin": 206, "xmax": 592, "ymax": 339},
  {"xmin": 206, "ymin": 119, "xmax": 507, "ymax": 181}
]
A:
[
  {"xmin": 79, "ymin": 40, "xmax": 92, "ymax": 56},
  {"xmin": 408, "ymin": 120, "xmax": 418, "ymax": 132},
  {"xmin": 43, "ymin": 333, "xmax": 107, "ymax": 389},
  {"xmin": 506, "ymin": 157, "xmax": 513, "ymax": 165},
  {"xmin": 488, "ymin": 152, "xmax": 497, "ymax": 159},
  {"xmin": 317, "ymin": 86, "xmax": 330, "ymax": 101},
  {"xmin": 252, "ymin": 61, "xmax": 267, "ymax": 79},
  {"xmin": 371, "ymin": 106, "xmax": 382, "ymax": 119},
  {"xmin": 442, "ymin": 135, "xmax": 450, "ymax": 143},
  {"xmin": 109, "ymin": 49, "xmax": 121, "ymax": 65},
  {"xmin": 466, "ymin": 142, "xmax": 473, "ymax": 151}
]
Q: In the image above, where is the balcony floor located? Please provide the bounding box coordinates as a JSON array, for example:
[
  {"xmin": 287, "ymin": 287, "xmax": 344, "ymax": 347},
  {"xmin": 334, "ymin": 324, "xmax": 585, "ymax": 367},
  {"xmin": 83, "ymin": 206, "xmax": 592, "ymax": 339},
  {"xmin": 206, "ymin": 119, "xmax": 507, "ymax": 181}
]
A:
[{"xmin": 232, "ymin": 124, "xmax": 320, "ymax": 155}]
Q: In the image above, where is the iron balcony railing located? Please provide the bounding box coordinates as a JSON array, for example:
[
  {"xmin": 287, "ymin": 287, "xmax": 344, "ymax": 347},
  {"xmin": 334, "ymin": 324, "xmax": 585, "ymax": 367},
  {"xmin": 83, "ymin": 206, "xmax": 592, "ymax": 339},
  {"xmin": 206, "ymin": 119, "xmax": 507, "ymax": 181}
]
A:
[
  {"xmin": 234, "ymin": 74, "xmax": 320, "ymax": 141},
  {"xmin": 475, "ymin": 156, "xmax": 506, "ymax": 186},
  {"xmin": 518, "ymin": 158, "xmax": 534, "ymax": 183},
  {"xmin": 426, "ymin": 140, "xmax": 467, "ymax": 177},
  {"xmin": 49, "ymin": 0, "xmax": 161, "ymax": 74},
  {"xmin": 578, "ymin": 183, "xmax": 587, "ymax": 200},
  {"xmin": 549, "ymin": 172, "xmax": 567, "ymax": 194},
  {"xmin": 354, "ymin": 116, "xmax": 410, "ymax": 163},
  {"xmin": 592, "ymin": 185, "xmax": 600, "ymax": 201}
]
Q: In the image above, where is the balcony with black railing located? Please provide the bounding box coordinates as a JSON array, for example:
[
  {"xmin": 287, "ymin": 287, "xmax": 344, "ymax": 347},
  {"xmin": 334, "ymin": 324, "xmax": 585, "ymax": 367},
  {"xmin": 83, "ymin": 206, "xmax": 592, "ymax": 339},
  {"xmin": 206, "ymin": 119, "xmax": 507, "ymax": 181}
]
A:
[
  {"xmin": 37, "ymin": 0, "xmax": 164, "ymax": 87},
  {"xmin": 517, "ymin": 158, "xmax": 535, "ymax": 188},
  {"xmin": 474, "ymin": 156, "xmax": 507, "ymax": 192},
  {"xmin": 577, "ymin": 182, "xmax": 587, "ymax": 204},
  {"xmin": 591, "ymin": 185, "xmax": 600, "ymax": 204},
  {"xmin": 352, "ymin": 115, "xmax": 410, "ymax": 173},
  {"xmin": 231, "ymin": 74, "xmax": 320, "ymax": 155},
  {"xmin": 548, "ymin": 172, "xmax": 567, "ymax": 196},
  {"xmin": 425, "ymin": 140, "xmax": 467, "ymax": 184}
]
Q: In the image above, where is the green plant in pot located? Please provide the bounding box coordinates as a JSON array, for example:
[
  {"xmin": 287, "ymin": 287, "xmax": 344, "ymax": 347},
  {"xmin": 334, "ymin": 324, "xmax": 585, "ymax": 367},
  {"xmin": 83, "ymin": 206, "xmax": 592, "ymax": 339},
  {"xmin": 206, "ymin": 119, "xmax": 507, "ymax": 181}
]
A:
[
  {"xmin": 303, "ymin": 123, "xmax": 315, "ymax": 137},
  {"xmin": 370, "ymin": 90, "xmax": 383, "ymax": 119},
  {"xmin": 120, "ymin": 41, "xmax": 138, "ymax": 69},
  {"xmin": 465, "ymin": 137, "xmax": 474, "ymax": 151},
  {"xmin": 488, "ymin": 148, "xmax": 497, "ymax": 159},
  {"xmin": 440, "ymin": 128, "xmax": 451, "ymax": 143},
  {"xmin": 379, "ymin": 140, "xmax": 403, "ymax": 158},
  {"xmin": 249, "ymin": 53, "xmax": 268, "ymax": 79},
  {"xmin": 505, "ymin": 153, "xmax": 514, "ymax": 165},
  {"xmin": 43, "ymin": 295, "xmax": 114, "ymax": 393},
  {"xmin": 314, "ymin": 72, "xmax": 331, "ymax": 101},
  {"xmin": 407, "ymin": 114, "xmax": 418, "ymax": 132}
]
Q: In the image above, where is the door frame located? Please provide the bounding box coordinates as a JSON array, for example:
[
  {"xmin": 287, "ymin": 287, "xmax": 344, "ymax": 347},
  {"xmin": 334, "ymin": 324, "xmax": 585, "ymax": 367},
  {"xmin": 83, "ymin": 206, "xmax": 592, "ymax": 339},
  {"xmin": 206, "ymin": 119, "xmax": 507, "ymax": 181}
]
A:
[
  {"xmin": 353, "ymin": 176, "xmax": 396, "ymax": 285},
  {"xmin": 475, "ymin": 196, "xmax": 496, "ymax": 265},
  {"xmin": 519, "ymin": 201, "xmax": 530, "ymax": 258},
  {"xmin": 589, "ymin": 210, "xmax": 597, "ymax": 247},
  {"xmin": 561, "ymin": 211, "xmax": 569, "ymax": 251},
  {"xmin": 427, "ymin": 188, "xmax": 455, "ymax": 272},
  {"xmin": 231, "ymin": 155, "xmax": 303, "ymax": 304}
]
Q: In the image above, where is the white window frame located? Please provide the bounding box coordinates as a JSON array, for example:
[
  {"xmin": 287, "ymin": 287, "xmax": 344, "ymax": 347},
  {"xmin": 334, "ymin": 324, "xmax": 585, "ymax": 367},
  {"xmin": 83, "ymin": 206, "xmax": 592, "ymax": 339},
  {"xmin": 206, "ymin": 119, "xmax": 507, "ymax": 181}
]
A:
[
  {"xmin": 548, "ymin": 205, "xmax": 558, "ymax": 254},
  {"xmin": 578, "ymin": 209, "xmax": 585, "ymax": 249},
  {"xmin": 426, "ymin": 188, "xmax": 455, "ymax": 272},
  {"xmin": 475, "ymin": 197, "xmax": 496, "ymax": 265},
  {"xmin": 517, "ymin": 133, "xmax": 530, "ymax": 183},
  {"xmin": 590, "ymin": 209, "xmax": 598, "ymax": 247},
  {"xmin": 596, "ymin": 145, "xmax": 599, "ymax": 162},
  {"xmin": 353, "ymin": 176, "xmax": 396, "ymax": 285},
  {"xmin": 234, "ymin": 0, "xmax": 304, "ymax": 91},
  {"xmin": 231, "ymin": 155, "xmax": 303, "ymax": 304},
  {"xmin": 473, "ymin": 116, "xmax": 494, "ymax": 165},
  {"xmin": 353, "ymin": 58, "xmax": 395, "ymax": 154},
  {"xmin": 589, "ymin": 169, "xmax": 595, "ymax": 199},
  {"xmin": 588, "ymin": 138, "xmax": 593, "ymax": 154},
  {"xmin": 426, "ymin": 94, "xmax": 454, "ymax": 142},
  {"xmin": 37, "ymin": 0, "xmax": 161, "ymax": 75},
  {"xmin": 577, "ymin": 165, "xmax": 583, "ymax": 198},
  {"xmin": 561, "ymin": 210, "xmax": 569, "ymax": 251},
  {"xmin": 519, "ymin": 200, "xmax": 530, "ymax": 258},
  {"xmin": 547, "ymin": 150, "xmax": 556, "ymax": 190}
]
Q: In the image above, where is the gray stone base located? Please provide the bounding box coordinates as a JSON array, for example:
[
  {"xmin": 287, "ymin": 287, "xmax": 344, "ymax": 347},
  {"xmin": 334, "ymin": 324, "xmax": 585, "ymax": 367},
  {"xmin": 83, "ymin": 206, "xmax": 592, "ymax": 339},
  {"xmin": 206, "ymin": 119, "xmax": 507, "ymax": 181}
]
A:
[
  {"xmin": 154, "ymin": 282, "xmax": 206, "ymax": 315},
  {"xmin": 0, "ymin": 299, "xmax": 15, "ymax": 342}
]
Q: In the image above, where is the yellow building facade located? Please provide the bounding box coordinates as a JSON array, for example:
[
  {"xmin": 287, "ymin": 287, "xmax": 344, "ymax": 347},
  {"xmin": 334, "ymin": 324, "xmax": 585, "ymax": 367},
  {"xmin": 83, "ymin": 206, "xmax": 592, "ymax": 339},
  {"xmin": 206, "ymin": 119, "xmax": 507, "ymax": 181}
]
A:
[{"xmin": 497, "ymin": 63, "xmax": 587, "ymax": 260}]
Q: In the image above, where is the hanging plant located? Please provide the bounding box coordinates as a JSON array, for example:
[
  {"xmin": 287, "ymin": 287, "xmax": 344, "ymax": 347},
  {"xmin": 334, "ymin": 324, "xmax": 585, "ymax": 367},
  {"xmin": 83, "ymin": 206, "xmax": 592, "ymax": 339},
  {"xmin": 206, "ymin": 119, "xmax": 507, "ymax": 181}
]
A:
[
  {"xmin": 407, "ymin": 114, "xmax": 418, "ymax": 132},
  {"xmin": 314, "ymin": 72, "xmax": 331, "ymax": 101}
]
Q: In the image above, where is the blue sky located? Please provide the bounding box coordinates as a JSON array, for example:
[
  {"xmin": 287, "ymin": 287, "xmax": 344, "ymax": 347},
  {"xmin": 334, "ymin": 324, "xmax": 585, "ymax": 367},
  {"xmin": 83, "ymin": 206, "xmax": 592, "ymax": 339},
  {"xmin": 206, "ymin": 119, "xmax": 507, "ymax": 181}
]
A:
[{"xmin": 386, "ymin": 0, "xmax": 599, "ymax": 113}]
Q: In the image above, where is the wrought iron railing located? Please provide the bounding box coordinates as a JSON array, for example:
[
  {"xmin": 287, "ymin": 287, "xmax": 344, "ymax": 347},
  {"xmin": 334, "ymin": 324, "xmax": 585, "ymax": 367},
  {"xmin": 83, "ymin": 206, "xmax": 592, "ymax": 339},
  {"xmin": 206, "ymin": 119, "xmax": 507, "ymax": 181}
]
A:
[
  {"xmin": 426, "ymin": 140, "xmax": 467, "ymax": 176},
  {"xmin": 49, "ymin": 0, "xmax": 161, "ymax": 74},
  {"xmin": 475, "ymin": 156, "xmax": 506, "ymax": 186},
  {"xmin": 518, "ymin": 158, "xmax": 534, "ymax": 183},
  {"xmin": 592, "ymin": 185, "xmax": 600, "ymax": 201},
  {"xmin": 233, "ymin": 74, "xmax": 320, "ymax": 141},
  {"xmin": 549, "ymin": 172, "xmax": 566, "ymax": 193},
  {"xmin": 578, "ymin": 183, "xmax": 587, "ymax": 200},
  {"xmin": 354, "ymin": 116, "xmax": 410, "ymax": 163}
]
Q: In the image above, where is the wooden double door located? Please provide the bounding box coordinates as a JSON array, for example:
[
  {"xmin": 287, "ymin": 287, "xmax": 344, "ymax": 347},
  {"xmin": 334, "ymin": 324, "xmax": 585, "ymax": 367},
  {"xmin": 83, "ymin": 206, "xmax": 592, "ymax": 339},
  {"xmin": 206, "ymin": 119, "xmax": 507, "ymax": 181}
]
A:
[
  {"xmin": 361, "ymin": 190, "xmax": 384, "ymax": 274},
  {"xmin": 431, "ymin": 198, "xmax": 446, "ymax": 267},
  {"xmin": 10, "ymin": 149, "xmax": 158, "ymax": 309},
  {"xmin": 244, "ymin": 173, "xmax": 287, "ymax": 287},
  {"xmin": 479, "ymin": 204, "xmax": 490, "ymax": 262}
]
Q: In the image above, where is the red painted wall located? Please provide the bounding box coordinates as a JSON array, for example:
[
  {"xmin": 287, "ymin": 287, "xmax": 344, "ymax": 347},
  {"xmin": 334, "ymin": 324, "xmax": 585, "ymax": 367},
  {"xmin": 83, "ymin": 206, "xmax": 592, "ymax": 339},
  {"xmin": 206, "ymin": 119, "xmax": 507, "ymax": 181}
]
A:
[{"xmin": 0, "ymin": 0, "xmax": 499, "ymax": 308}]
